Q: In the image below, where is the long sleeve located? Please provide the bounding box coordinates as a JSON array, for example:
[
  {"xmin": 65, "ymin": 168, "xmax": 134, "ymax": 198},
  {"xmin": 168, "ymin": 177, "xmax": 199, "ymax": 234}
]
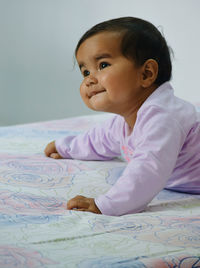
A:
[
  {"xmin": 55, "ymin": 115, "xmax": 122, "ymax": 161},
  {"xmin": 95, "ymin": 105, "xmax": 186, "ymax": 216}
]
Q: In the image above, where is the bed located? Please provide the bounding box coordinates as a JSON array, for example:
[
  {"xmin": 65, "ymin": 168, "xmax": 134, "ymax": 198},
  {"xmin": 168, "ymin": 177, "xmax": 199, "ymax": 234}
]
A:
[{"xmin": 0, "ymin": 113, "xmax": 200, "ymax": 268}]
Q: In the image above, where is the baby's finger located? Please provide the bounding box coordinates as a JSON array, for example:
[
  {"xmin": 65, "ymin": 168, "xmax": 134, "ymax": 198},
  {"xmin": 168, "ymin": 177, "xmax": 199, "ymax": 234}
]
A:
[
  {"xmin": 71, "ymin": 208, "xmax": 87, "ymax": 212},
  {"xmin": 44, "ymin": 145, "xmax": 53, "ymax": 156},
  {"xmin": 67, "ymin": 197, "xmax": 89, "ymax": 210},
  {"xmin": 44, "ymin": 147, "xmax": 50, "ymax": 156},
  {"xmin": 44, "ymin": 141, "xmax": 56, "ymax": 156},
  {"xmin": 50, "ymin": 153, "xmax": 62, "ymax": 159}
]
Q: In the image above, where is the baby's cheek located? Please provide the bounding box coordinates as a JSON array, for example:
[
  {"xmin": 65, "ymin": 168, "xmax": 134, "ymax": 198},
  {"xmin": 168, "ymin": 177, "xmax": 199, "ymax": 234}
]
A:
[
  {"xmin": 80, "ymin": 83, "xmax": 87, "ymax": 99},
  {"xmin": 79, "ymin": 84, "xmax": 92, "ymax": 108},
  {"xmin": 99, "ymin": 76, "xmax": 116, "ymax": 96},
  {"xmin": 99, "ymin": 73, "xmax": 112, "ymax": 87}
]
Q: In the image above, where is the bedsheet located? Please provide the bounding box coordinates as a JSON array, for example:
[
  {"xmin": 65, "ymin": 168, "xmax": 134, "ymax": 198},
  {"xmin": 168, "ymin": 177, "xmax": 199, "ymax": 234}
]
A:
[{"xmin": 0, "ymin": 113, "xmax": 200, "ymax": 268}]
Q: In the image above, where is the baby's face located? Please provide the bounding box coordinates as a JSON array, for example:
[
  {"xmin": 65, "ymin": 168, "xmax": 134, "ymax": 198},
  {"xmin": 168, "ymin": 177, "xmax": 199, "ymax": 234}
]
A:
[{"xmin": 76, "ymin": 31, "xmax": 144, "ymax": 115}]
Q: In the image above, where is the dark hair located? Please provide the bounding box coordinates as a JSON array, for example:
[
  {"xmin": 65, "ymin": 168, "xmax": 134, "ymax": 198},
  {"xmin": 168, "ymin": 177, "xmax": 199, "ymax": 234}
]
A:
[{"xmin": 75, "ymin": 17, "xmax": 172, "ymax": 86}]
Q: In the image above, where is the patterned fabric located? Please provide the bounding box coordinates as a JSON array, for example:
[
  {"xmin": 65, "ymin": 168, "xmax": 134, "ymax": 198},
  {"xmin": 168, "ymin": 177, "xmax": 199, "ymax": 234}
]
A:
[{"xmin": 0, "ymin": 114, "xmax": 199, "ymax": 267}]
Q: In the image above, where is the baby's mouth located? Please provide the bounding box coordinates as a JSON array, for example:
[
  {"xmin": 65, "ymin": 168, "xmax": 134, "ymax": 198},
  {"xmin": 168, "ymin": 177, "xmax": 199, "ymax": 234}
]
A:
[{"xmin": 88, "ymin": 89, "xmax": 106, "ymax": 98}]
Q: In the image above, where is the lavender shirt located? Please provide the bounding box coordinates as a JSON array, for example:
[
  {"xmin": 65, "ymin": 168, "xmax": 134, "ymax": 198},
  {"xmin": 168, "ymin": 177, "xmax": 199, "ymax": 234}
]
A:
[{"xmin": 56, "ymin": 82, "xmax": 200, "ymax": 216}]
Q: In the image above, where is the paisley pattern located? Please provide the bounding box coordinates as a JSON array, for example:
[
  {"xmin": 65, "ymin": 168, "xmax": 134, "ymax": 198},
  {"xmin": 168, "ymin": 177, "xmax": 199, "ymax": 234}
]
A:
[
  {"xmin": 0, "ymin": 114, "xmax": 199, "ymax": 267},
  {"xmin": 0, "ymin": 245, "xmax": 57, "ymax": 268}
]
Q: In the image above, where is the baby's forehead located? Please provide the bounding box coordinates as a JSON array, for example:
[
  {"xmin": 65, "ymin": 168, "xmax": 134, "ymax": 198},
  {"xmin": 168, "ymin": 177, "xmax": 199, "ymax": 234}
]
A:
[
  {"xmin": 77, "ymin": 31, "xmax": 124, "ymax": 57},
  {"xmin": 87, "ymin": 30, "xmax": 123, "ymax": 44}
]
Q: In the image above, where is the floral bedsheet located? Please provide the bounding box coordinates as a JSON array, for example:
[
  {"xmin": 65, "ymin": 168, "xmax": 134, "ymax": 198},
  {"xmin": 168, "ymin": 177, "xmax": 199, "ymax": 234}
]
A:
[{"xmin": 0, "ymin": 114, "xmax": 200, "ymax": 268}]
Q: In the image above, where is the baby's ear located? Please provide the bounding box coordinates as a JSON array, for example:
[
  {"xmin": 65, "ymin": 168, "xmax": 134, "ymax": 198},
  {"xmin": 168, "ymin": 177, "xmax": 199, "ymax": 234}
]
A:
[{"xmin": 141, "ymin": 59, "xmax": 158, "ymax": 88}]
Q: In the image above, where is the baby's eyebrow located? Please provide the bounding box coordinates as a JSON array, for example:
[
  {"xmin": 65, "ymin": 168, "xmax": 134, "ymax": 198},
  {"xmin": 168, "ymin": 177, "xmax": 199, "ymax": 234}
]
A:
[
  {"xmin": 79, "ymin": 63, "xmax": 84, "ymax": 70},
  {"xmin": 95, "ymin": 53, "xmax": 112, "ymax": 61},
  {"xmin": 78, "ymin": 53, "xmax": 112, "ymax": 70}
]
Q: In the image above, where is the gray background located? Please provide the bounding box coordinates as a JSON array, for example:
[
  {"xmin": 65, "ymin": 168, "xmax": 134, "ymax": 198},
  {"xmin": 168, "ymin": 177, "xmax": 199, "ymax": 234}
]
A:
[{"xmin": 0, "ymin": 0, "xmax": 199, "ymax": 126}]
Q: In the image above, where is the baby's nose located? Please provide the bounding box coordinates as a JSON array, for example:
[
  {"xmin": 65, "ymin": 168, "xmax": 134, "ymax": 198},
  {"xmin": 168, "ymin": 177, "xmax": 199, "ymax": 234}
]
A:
[{"xmin": 85, "ymin": 74, "xmax": 98, "ymax": 86}]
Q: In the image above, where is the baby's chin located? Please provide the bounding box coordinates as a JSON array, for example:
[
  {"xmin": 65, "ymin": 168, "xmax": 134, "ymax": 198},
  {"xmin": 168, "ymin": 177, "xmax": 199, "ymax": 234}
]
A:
[{"xmin": 87, "ymin": 91, "xmax": 109, "ymax": 110}]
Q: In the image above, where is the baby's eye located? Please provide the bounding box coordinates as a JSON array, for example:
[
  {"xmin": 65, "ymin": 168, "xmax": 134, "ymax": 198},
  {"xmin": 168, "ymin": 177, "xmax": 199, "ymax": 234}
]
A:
[
  {"xmin": 99, "ymin": 62, "xmax": 110, "ymax": 70},
  {"xmin": 82, "ymin": 70, "xmax": 90, "ymax": 77}
]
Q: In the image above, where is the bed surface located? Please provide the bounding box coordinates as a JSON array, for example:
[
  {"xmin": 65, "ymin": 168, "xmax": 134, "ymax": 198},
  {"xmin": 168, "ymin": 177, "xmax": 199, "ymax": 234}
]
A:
[{"xmin": 0, "ymin": 114, "xmax": 200, "ymax": 268}]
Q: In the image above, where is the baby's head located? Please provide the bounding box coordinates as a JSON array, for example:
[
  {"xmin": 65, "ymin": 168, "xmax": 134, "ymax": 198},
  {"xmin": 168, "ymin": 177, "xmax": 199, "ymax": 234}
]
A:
[
  {"xmin": 75, "ymin": 17, "xmax": 172, "ymax": 116},
  {"xmin": 76, "ymin": 17, "xmax": 172, "ymax": 86}
]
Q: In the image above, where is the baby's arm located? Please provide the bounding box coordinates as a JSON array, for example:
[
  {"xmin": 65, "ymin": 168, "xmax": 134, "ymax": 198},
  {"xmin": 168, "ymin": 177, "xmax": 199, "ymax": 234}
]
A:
[
  {"xmin": 45, "ymin": 115, "xmax": 122, "ymax": 161},
  {"xmin": 44, "ymin": 141, "xmax": 62, "ymax": 159}
]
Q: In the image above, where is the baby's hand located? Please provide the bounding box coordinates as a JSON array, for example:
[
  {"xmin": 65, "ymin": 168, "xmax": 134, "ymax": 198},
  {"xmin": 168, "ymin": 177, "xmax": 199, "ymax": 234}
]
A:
[
  {"xmin": 67, "ymin": 195, "xmax": 102, "ymax": 214},
  {"xmin": 44, "ymin": 141, "xmax": 62, "ymax": 159}
]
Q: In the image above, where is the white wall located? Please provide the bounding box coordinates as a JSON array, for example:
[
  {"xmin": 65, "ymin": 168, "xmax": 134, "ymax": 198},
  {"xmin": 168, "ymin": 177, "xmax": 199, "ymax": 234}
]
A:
[{"xmin": 0, "ymin": 0, "xmax": 200, "ymax": 126}]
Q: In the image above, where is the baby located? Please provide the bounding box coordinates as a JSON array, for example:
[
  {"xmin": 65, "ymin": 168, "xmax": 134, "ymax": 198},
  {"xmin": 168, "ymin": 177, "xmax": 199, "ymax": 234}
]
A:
[{"xmin": 45, "ymin": 17, "xmax": 200, "ymax": 216}]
